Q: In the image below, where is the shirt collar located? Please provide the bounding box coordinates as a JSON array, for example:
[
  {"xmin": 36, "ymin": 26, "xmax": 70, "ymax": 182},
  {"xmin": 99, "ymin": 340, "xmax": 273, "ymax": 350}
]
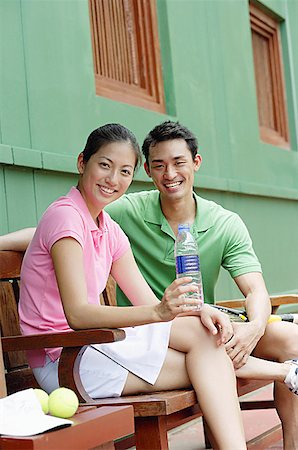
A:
[
  {"xmin": 193, "ymin": 193, "xmax": 216, "ymax": 232},
  {"xmin": 143, "ymin": 190, "xmax": 215, "ymax": 236},
  {"xmin": 67, "ymin": 186, "xmax": 107, "ymax": 235}
]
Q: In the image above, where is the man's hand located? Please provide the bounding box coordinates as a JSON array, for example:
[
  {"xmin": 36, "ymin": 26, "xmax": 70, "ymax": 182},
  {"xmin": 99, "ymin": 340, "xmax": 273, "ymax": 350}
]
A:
[{"xmin": 224, "ymin": 321, "xmax": 264, "ymax": 369}]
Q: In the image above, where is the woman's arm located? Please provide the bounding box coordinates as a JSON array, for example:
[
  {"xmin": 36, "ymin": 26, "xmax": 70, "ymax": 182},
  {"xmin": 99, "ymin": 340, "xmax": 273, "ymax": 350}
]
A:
[
  {"xmin": 51, "ymin": 238, "xmax": 195, "ymax": 330},
  {"xmin": 111, "ymin": 249, "xmax": 233, "ymax": 341},
  {"xmin": 110, "ymin": 248, "xmax": 160, "ymax": 306},
  {"xmin": 0, "ymin": 228, "xmax": 35, "ymax": 251}
]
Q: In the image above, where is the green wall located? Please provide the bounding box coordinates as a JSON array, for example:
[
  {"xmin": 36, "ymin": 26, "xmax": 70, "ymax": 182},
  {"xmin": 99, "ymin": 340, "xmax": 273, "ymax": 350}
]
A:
[{"xmin": 1, "ymin": 0, "xmax": 298, "ymax": 301}]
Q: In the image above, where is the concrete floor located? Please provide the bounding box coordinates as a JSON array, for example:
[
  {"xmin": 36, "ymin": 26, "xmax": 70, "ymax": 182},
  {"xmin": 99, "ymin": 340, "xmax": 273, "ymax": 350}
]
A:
[
  {"xmin": 127, "ymin": 384, "xmax": 283, "ymax": 449},
  {"xmin": 168, "ymin": 384, "xmax": 282, "ymax": 450}
]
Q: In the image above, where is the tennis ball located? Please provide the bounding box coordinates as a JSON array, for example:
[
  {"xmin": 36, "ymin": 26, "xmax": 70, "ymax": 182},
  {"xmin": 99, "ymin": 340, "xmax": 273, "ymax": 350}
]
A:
[
  {"xmin": 34, "ymin": 388, "xmax": 49, "ymax": 414},
  {"xmin": 48, "ymin": 387, "xmax": 79, "ymax": 418}
]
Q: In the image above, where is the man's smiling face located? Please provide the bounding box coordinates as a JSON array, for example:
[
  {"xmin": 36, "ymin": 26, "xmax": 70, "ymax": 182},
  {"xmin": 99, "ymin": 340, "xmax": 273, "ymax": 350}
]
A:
[{"xmin": 144, "ymin": 139, "xmax": 201, "ymax": 202}]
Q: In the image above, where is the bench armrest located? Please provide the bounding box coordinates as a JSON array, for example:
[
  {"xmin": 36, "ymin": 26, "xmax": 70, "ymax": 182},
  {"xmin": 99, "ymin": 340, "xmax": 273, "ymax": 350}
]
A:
[
  {"xmin": 1, "ymin": 328, "xmax": 125, "ymax": 352},
  {"xmin": 2, "ymin": 328, "xmax": 125, "ymax": 403},
  {"xmin": 216, "ymin": 294, "xmax": 298, "ymax": 314}
]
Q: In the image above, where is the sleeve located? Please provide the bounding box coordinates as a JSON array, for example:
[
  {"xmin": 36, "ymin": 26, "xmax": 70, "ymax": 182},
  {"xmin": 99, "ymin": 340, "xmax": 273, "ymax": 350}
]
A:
[
  {"xmin": 41, "ymin": 204, "xmax": 85, "ymax": 251},
  {"xmin": 221, "ymin": 214, "xmax": 262, "ymax": 278}
]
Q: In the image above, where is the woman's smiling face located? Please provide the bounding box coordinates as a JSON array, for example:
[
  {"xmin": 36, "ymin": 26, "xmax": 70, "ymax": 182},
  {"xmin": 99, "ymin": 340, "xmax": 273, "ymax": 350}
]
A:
[{"xmin": 77, "ymin": 141, "xmax": 136, "ymax": 219}]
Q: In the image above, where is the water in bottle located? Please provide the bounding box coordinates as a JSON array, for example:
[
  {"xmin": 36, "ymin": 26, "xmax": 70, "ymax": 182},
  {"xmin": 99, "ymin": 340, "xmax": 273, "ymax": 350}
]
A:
[{"xmin": 175, "ymin": 223, "xmax": 204, "ymax": 310}]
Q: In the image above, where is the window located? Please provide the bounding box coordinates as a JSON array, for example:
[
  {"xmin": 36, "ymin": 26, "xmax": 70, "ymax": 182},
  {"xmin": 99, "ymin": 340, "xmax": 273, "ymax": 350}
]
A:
[
  {"xmin": 89, "ymin": 0, "xmax": 165, "ymax": 113},
  {"xmin": 249, "ymin": 2, "xmax": 289, "ymax": 148}
]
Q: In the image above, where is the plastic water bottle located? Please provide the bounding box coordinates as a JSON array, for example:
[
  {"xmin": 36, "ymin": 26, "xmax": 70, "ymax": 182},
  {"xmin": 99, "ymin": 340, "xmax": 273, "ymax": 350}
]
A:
[{"xmin": 175, "ymin": 223, "xmax": 204, "ymax": 310}]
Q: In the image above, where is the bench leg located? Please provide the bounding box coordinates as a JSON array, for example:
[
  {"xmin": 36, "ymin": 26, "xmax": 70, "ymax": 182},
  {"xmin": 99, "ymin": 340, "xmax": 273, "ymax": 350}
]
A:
[{"xmin": 135, "ymin": 416, "xmax": 168, "ymax": 450}]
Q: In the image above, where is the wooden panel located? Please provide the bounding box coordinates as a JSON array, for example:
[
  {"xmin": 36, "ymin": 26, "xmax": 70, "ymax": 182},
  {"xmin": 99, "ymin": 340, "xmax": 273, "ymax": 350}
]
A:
[
  {"xmin": 101, "ymin": 276, "xmax": 117, "ymax": 306},
  {"xmin": 6, "ymin": 367, "xmax": 38, "ymax": 396},
  {"xmin": 250, "ymin": 2, "xmax": 289, "ymax": 148},
  {"xmin": 0, "ymin": 250, "xmax": 36, "ymax": 390},
  {"xmin": 251, "ymin": 30, "xmax": 275, "ymax": 129},
  {"xmin": 0, "ymin": 330, "xmax": 7, "ymax": 398},
  {"xmin": 0, "ymin": 406, "xmax": 134, "ymax": 450},
  {"xmin": 89, "ymin": 0, "xmax": 165, "ymax": 112},
  {"xmin": 0, "ymin": 281, "xmax": 27, "ymax": 369},
  {"xmin": 0, "ymin": 251, "xmax": 23, "ymax": 278}
]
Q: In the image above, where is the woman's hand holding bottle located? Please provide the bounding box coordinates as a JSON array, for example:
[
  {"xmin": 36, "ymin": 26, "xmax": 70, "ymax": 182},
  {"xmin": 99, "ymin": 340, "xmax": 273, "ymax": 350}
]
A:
[
  {"xmin": 154, "ymin": 279, "xmax": 233, "ymax": 344},
  {"xmin": 154, "ymin": 277, "xmax": 201, "ymax": 321}
]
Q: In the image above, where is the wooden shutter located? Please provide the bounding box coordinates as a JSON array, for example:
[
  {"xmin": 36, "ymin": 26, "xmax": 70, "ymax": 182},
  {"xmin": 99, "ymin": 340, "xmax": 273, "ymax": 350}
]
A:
[
  {"xmin": 250, "ymin": 3, "xmax": 289, "ymax": 148},
  {"xmin": 89, "ymin": 0, "xmax": 165, "ymax": 113}
]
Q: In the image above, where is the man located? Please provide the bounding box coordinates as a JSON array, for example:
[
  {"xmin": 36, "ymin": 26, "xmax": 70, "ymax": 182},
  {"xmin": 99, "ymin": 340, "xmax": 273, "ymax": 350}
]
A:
[
  {"xmin": 1, "ymin": 120, "xmax": 298, "ymax": 448},
  {"xmin": 106, "ymin": 120, "xmax": 298, "ymax": 449}
]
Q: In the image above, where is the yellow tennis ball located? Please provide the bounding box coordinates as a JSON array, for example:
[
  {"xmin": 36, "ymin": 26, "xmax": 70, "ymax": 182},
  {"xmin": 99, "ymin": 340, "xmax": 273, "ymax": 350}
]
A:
[
  {"xmin": 48, "ymin": 387, "xmax": 79, "ymax": 419},
  {"xmin": 34, "ymin": 388, "xmax": 49, "ymax": 414}
]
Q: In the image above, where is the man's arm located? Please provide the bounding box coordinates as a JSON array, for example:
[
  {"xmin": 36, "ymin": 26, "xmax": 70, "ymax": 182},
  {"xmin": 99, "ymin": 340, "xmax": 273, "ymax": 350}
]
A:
[
  {"xmin": 235, "ymin": 271, "xmax": 271, "ymax": 330},
  {"xmin": 225, "ymin": 272, "xmax": 271, "ymax": 369},
  {"xmin": 0, "ymin": 227, "xmax": 35, "ymax": 251}
]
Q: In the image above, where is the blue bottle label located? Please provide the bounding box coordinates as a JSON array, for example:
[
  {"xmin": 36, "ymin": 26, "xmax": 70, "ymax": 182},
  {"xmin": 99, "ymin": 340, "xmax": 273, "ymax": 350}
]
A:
[{"xmin": 176, "ymin": 255, "xmax": 200, "ymax": 274}]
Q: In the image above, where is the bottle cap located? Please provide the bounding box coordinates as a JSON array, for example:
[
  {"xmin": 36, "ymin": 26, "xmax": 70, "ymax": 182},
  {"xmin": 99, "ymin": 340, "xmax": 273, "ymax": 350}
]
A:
[{"xmin": 178, "ymin": 223, "xmax": 190, "ymax": 232}]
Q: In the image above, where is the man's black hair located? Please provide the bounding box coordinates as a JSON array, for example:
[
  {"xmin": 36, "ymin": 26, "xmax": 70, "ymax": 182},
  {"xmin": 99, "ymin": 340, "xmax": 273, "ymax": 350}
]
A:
[{"xmin": 142, "ymin": 121, "xmax": 198, "ymax": 165}]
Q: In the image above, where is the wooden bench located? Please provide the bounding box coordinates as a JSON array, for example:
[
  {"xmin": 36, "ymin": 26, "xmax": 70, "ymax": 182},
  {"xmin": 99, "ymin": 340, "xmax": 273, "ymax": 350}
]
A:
[
  {"xmin": 0, "ymin": 400, "xmax": 134, "ymax": 450},
  {"xmin": 0, "ymin": 251, "xmax": 134, "ymax": 450},
  {"xmin": 2, "ymin": 250, "xmax": 298, "ymax": 449}
]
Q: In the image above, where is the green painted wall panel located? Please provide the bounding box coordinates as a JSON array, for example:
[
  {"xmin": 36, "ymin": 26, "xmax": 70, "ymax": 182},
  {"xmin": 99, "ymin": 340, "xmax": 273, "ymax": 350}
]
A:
[
  {"xmin": 34, "ymin": 171, "xmax": 77, "ymax": 219},
  {"xmin": 285, "ymin": 0, "xmax": 298, "ymax": 149},
  {"xmin": 0, "ymin": 0, "xmax": 31, "ymax": 147},
  {"xmin": 260, "ymin": 0, "xmax": 286, "ymax": 18},
  {"xmin": 0, "ymin": 168, "xmax": 8, "ymax": 234},
  {"xmin": 41, "ymin": 152, "xmax": 76, "ymax": 173},
  {"xmin": 198, "ymin": 187, "xmax": 298, "ymax": 300},
  {"xmin": 20, "ymin": 0, "xmax": 92, "ymax": 156},
  {"xmin": 0, "ymin": 145, "xmax": 13, "ymax": 164},
  {"xmin": 13, "ymin": 146, "xmax": 42, "ymax": 168},
  {"xmin": 4, "ymin": 166, "xmax": 37, "ymax": 230}
]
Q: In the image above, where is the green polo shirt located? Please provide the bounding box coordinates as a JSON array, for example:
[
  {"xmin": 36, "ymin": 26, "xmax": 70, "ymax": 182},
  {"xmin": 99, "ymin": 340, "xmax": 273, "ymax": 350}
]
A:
[{"xmin": 105, "ymin": 190, "xmax": 262, "ymax": 306}]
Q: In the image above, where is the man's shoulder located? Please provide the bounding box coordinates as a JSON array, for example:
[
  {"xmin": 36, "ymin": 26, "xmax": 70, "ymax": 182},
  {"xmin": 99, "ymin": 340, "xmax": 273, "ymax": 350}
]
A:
[
  {"xmin": 195, "ymin": 193, "xmax": 238, "ymax": 220},
  {"xmin": 106, "ymin": 189, "xmax": 159, "ymax": 214}
]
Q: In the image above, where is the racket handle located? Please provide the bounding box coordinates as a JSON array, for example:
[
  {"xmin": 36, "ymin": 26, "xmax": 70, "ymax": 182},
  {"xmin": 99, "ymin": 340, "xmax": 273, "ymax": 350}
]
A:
[{"xmin": 268, "ymin": 313, "xmax": 295, "ymax": 324}]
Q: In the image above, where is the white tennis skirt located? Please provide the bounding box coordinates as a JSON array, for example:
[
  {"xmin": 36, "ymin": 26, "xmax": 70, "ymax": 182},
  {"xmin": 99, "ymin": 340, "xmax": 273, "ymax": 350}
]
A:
[{"xmin": 33, "ymin": 321, "xmax": 172, "ymax": 398}]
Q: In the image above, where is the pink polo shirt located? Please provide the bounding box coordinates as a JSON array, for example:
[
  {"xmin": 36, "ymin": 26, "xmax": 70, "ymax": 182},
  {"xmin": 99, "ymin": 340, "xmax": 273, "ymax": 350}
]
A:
[{"xmin": 19, "ymin": 187, "xmax": 130, "ymax": 368}]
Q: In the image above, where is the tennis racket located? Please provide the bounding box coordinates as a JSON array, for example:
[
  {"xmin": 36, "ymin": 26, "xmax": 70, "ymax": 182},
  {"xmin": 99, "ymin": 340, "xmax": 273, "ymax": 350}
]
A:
[{"xmin": 211, "ymin": 304, "xmax": 297, "ymax": 324}]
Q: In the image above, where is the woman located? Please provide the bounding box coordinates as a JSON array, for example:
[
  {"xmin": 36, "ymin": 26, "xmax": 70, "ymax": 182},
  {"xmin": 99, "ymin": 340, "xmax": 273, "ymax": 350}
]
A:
[{"xmin": 4, "ymin": 124, "xmax": 298, "ymax": 449}]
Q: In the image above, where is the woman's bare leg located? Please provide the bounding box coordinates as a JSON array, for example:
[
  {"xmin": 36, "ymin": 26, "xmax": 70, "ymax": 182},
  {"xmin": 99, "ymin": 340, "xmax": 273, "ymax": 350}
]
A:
[
  {"xmin": 170, "ymin": 317, "xmax": 246, "ymax": 449},
  {"xmin": 123, "ymin": 316, "xmax": 246, "ymax": 450}
]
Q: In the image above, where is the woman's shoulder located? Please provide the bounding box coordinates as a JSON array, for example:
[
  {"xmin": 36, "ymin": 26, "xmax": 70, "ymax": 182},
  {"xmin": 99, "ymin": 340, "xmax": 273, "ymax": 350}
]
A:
[
  {"xmin": 42, "ymin": 195, "xmax": 83, "ymax": 223},
  {"xmin": 37, "ymin": 192, "xmax": 87, "ymax": 246}
]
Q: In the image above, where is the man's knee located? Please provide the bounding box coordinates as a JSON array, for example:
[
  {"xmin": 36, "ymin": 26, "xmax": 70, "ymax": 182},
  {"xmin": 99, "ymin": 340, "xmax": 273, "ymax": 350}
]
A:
[
  {"xmin": 280, "ymin": 327, "xmax": 298, "ymax": 360},
  {"xmin": 258, "ymin": 322, "xmax": 298, "ymax": 361}
]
